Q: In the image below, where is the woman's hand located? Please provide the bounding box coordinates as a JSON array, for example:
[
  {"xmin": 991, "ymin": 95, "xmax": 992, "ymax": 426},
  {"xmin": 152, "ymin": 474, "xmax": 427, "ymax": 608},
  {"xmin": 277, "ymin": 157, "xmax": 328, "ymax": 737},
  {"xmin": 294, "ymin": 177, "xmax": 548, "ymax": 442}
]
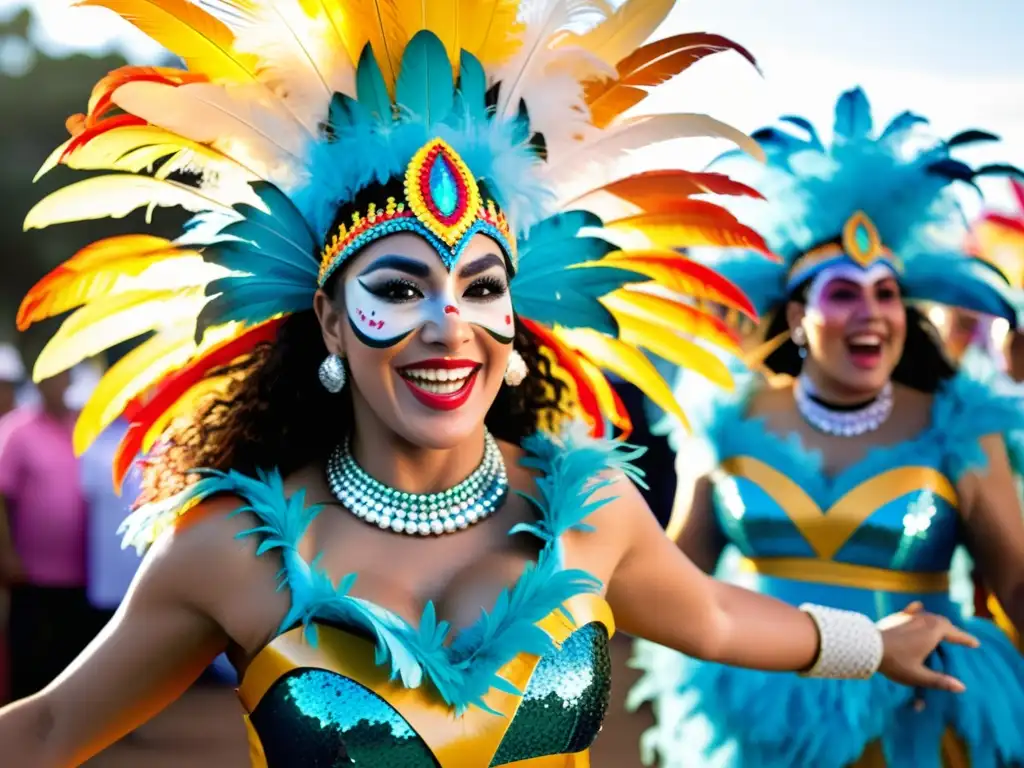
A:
[{"xmin": 877, "ymin": 602, "xmax": 979, "ymax": 692}]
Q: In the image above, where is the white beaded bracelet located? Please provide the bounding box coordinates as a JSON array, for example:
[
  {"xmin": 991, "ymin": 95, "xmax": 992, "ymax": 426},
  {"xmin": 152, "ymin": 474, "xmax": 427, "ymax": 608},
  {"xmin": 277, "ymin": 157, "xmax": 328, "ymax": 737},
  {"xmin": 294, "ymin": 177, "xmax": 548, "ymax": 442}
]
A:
[{"xmin": 799, "ymin": 603, "xmax": 883, "ymax": 680}]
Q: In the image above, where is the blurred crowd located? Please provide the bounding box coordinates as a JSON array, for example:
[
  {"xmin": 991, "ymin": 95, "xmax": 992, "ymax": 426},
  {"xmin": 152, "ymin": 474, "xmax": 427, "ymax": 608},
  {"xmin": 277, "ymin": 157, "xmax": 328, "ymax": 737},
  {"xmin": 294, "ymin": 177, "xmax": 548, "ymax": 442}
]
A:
[{"xmin": 0, "ymin": 343, "xmax": 249, "ymax": 767}]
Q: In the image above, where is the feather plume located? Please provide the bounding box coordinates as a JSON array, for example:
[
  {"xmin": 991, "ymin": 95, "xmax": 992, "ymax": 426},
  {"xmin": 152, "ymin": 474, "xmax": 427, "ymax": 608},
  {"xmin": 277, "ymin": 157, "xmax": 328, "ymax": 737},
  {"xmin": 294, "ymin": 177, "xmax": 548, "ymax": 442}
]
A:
[
  {"xmin": 230, "ymin": 0, "xmax": 355, "ymax": 131},
  {"xmin": 34, "ymin": 287, "xmax": 209, "ymax": 382},
  {"xmin": 342, "ymin": 0, "xmax": 408, "ymax": 92},
  {"xmin": 112, "ymin": 81, "xmax": 310, "ymax": 184},
  {"xmin": 559, "ymin": 0, "xmax": 673, "ymax": 68},
  {"xmin": 555, "ymin": 326, "xmax": 688, "ymax": 429},
  {"xmin": 604, "ymin": 206, "xmax": 772, "ymax": 254},
  {"xmin": 493, "ymin": 0, "xmax": 609, "ymax": 118},
  {"xmin": 86, "ymin": 66, "xmax": 210, "ymax": 126},
  {"xmin": 600, "ymin": 250, "xmax": 757, "ymax": 318},
  {"xmin": 574, "ymin": 355, "xmax": 631, "ymax": 434},
  {"xmin": 23, "ymin": 174, "xmax": 252, "ymax": 232},
  {"xmin": 17, "ymin": 235, "xmax": 194, "ymax": 330},
  {"xmin": 455, "ymin": 0, "xmax": 523, "ymax": 66},
  {"xmin": 584, "ymin": 33, "xmax": 759, "ymax": 127},
  {"xmin": 76, "ymin": 0, "xmax": 258, "ymax": 83},
  {"xmin": 602, "ymin": 288, "xmax": 741, "ymax": 355}
]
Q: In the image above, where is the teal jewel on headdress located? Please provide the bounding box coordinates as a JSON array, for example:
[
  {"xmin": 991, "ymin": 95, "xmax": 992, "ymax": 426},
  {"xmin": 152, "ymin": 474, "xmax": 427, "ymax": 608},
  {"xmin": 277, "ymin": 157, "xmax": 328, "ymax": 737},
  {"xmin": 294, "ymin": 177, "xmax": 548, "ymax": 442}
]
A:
[
  {"xmin": 785, "ymin": 211, "xmax": 901, "ymax": 291},
  {"xmin": 318, "ymin": 138, "xmax": 516, "ymax": 286}
]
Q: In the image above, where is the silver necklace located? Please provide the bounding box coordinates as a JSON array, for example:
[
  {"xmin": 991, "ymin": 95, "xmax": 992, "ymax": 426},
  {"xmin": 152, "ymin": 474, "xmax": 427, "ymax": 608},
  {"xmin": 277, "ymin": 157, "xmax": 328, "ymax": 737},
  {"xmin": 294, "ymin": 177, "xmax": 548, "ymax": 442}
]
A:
[
  {"xmin": 326, "ymin": 431, "xmax": 508, "ymax": 536},
  {"xmin": 794, "ymin": 374, "xmax": 894, "ymax": 437}
]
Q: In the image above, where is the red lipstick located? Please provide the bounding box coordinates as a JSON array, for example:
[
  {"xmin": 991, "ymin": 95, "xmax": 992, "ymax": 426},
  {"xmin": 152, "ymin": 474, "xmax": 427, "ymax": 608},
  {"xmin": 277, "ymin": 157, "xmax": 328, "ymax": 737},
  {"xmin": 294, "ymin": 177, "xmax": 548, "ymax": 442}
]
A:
[{"xmin": 398, "ymin": 359, "xmax": 481, "ymax": 412}]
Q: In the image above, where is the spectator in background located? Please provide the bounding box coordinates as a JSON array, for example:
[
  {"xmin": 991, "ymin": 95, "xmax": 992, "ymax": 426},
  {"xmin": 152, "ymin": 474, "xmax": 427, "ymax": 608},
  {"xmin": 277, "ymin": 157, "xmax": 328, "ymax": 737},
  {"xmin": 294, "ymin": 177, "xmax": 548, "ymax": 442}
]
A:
[
  {"xmin": 0, "ymin": 345, "xmax": 24, "ymax": 418},
  {"xmin": 0, "ymin": 368, "xmax": 103, "ymax": 701}
]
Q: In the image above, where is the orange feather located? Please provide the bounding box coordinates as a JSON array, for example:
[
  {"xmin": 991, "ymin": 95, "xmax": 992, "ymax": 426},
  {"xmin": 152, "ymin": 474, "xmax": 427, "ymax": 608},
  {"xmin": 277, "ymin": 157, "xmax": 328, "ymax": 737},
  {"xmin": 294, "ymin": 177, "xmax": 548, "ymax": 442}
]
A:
[
  {"xmin": 598, "ymin": 250, "xmax": 757, "ymax": 319},
  {"xmin": 115, "ymin": 318, "xmax": 284, "ymax": 488},
  {"xmin": 598, "ymin": 170, "xmax": 765, "ymax": 204},
  {"xmin": 61, "ymin": 115, "xmax": 148, "ymax": 162},
  {"xmin": 585, "ymin": 33, "xmax": 760, "ymax": 128},
  {"xmin": 17, "ymin": 235, "xmax": 188, "ymax": 330},
  {"xmin": 605, "ymin": 207, "xmax": 774, "ymax": 255}
]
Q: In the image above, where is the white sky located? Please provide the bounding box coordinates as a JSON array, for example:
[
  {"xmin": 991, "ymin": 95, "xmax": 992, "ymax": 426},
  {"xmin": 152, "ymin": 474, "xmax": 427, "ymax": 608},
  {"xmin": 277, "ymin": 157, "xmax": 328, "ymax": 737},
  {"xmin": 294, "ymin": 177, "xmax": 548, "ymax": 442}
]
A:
[{"xmin": 6, "ymin": 0, "xmax": 1024, "ymax": 216}]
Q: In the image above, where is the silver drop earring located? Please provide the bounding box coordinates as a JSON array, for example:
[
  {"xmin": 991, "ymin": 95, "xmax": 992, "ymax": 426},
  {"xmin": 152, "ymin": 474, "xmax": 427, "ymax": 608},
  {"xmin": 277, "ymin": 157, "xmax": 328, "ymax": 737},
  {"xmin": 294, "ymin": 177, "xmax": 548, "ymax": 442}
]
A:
[
  {"xmin": 319, "ymin": 353, "xmax": 347, "ymax": 393},
  {"xmin": 504, "ymin": 349, "xmax": 528, "ymax": 387},
  {"xmin": 792, "ymin": 326, "xmax": 808, "ymax": 360}
]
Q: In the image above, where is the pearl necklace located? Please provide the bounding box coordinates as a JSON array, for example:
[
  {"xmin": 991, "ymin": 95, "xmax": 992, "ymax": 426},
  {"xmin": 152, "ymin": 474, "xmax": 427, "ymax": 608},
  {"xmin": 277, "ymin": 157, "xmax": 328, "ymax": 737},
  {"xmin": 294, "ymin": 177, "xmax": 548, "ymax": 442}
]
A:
[
  {"xmin": 326, "ymin": 431, "xmax": 509, "ymax": 536},
  {"xmin": 794, "ymin": 374, "xmax": 894, "ymax": 437}
]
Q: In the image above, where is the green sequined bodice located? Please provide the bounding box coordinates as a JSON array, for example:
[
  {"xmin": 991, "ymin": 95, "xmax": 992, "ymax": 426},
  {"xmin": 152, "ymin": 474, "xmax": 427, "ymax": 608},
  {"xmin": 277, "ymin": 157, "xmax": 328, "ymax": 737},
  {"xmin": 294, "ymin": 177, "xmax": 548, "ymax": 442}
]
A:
[{"xmin": 247, "ymin": 622, "xmax": 611, "ymax": 766}]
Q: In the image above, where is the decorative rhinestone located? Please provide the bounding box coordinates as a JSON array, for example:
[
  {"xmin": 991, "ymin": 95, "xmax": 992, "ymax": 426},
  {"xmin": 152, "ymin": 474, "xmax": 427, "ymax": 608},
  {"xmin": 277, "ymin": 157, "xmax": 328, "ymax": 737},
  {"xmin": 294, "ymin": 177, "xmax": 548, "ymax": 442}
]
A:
[
  {"xmin": 455, "ymin": 515, "xmax": 468, "ymax": 529},
  {"xmin": 467, "ymin": 508, "xmax": 479, "ymax": 523},
  {"xmin": 443, "ymin": 518, "xmax": 457, "ymax": 533},
  {"xmin": 417, "ymin": 521, "xmax": 431, "ymax": 535}
]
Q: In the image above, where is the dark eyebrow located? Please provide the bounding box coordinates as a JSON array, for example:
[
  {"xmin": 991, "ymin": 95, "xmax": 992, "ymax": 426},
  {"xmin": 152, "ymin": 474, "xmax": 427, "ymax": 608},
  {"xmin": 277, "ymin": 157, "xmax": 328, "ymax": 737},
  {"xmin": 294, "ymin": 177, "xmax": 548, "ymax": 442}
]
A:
[
  {"xmin": 358, "ymin": 255, "xmax": 431, "ymax": 278},
  {"xmin": 458, "ymin": 253, "xmax": 506, "ymax": 280}
]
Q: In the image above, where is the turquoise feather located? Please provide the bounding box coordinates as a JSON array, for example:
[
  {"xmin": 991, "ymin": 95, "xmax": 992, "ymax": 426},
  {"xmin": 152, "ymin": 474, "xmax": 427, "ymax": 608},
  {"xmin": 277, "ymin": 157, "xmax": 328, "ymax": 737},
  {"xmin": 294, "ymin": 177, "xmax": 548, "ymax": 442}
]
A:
[
  {"xmin": 396, "ymin": 31, "xmax": 455, "ymax": 127},
  {"xmin": 356, "ymin": 43, "xmax": 392, "ymax": 123},
  {"xmin": 833, "ymin": 86, "xmax": 872, "ymax": 141},
  {"xmin": 118, "ymin": 421, "xmax": 642, "ymax": 715},
  {"xmin": 456, "ymin": 50, "xmax": 488, "ymax": 123},
  {"xmin": 196, "ymin": 277, "xmax": 311, "ymax": 341}
]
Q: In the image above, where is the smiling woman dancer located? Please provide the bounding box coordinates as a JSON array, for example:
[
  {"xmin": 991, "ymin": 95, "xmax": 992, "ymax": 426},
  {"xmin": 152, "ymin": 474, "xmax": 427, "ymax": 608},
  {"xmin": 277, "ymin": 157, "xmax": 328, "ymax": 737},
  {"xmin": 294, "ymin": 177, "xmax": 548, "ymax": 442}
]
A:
[
  {"xmin": 0, "ymin": 5, "xmax": 977, "ymax": 766},
  {"xmin": 630, "ymin": 89, "xmax": 1024, "ymax": 768}
]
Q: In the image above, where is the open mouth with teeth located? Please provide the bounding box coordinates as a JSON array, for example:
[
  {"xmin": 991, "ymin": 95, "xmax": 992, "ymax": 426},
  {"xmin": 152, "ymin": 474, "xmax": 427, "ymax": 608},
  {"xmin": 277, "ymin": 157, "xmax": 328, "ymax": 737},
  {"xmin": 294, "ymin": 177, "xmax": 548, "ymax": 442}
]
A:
[
  {"xmin": 398, "ymin": 359, "xmax": 482, "ymax": 411},
  {"xmin": 845, "ymin": 333, "xmax": 885, "ymax": 369}
]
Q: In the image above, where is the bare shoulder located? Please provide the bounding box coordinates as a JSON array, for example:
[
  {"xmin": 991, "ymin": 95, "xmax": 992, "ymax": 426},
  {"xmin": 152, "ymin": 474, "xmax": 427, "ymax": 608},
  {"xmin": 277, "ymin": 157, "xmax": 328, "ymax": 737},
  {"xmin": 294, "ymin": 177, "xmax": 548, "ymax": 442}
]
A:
[
  {"xmin": 139, "ymin": 493, "xmax": 288, "ymax": 655},
  {"xmin": 747, "ymin": 375, "xmax": 795, "ymax": 418}
]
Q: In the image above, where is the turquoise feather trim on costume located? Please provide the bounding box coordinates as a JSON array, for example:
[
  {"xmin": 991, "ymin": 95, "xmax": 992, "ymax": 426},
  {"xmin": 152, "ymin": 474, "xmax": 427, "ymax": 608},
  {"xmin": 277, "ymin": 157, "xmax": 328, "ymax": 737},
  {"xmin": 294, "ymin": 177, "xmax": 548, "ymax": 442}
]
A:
[{"xmin": 119, "ymin": 422, "xmax": 643, "ymax": 715}]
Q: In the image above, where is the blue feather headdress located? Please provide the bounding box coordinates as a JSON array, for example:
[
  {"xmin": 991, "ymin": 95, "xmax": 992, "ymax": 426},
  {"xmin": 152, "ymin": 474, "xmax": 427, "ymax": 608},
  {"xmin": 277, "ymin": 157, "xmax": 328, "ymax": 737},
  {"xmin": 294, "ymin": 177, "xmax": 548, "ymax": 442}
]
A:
[
  {"xmin": 18, "ymin": 0, "xmax": 769, "ymax": 475},
  {"xmin": 695, "ymin": 87, "xmax": 1024, "ymax": 325}
]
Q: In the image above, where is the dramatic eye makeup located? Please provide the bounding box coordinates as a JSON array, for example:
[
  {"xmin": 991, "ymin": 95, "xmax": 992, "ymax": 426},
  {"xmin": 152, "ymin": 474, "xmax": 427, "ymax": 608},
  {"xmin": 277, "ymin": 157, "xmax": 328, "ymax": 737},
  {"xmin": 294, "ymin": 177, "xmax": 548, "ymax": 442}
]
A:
[{"xmin": 344, "ymin": 251, "xmax": 515, "ymax": 348}]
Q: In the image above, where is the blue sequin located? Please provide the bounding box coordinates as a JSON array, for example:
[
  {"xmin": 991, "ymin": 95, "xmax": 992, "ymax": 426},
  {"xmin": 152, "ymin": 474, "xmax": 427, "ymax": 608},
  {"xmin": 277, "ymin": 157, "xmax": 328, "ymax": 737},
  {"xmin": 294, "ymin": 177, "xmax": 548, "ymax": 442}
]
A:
[
  {"xmin": 429, "ymin": 156, "xmax": 459, "ymax": 217},
  {"xmin": 853, "ymin": 222, "xmax": 871, "ymax": 253}
]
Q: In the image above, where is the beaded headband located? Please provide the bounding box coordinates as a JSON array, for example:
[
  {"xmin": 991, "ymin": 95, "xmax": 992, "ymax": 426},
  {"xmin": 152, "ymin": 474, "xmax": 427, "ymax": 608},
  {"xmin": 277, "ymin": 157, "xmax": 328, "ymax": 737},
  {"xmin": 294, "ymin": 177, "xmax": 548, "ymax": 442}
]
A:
[
  {"xmin": 786, "ymin": 211, "xmax": 901, "ymax": 292},
  {"xmin": 317, "ymin": 138, "xmax": 516, "ymax": 286}
]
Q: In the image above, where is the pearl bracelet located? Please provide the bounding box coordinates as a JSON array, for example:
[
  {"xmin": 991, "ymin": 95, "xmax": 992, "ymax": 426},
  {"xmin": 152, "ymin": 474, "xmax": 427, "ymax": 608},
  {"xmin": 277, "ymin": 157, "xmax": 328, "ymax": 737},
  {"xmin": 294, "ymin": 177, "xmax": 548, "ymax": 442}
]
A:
[{"xmin": 799, "ymin": 603, "xmax": 883, "ymax": 679}]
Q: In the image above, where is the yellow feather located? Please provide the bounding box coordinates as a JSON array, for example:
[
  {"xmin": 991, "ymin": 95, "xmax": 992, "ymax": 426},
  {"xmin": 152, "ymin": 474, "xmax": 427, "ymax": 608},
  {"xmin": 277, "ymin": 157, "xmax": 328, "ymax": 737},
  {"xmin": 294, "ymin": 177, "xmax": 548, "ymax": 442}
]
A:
[
  {"xmin": 141, "ymin": 374, "xmax": 232, "ymax": 453},
  {"xmin": 74, "ymin": 321, "xmax": 241, "ymax": 454},
  {"xmin": 34, "ymin": 287, "xmax": 209, "ymax": 382},
  {"xmin": 560, "ymin": 0, "xmax": 673, "ymax": 67},
  {"xmin": 554, "ymin": 327, "xmax": 688, "ymax": 431},
  {"xmin": 76, "ymin": 0, "xmax": 258, "ymax": 82},
  {"xmin": 74, "ymin": 326, "xmax": 196, "ymax": 455},
  {"xmin": 23, "ymin": 174, "xmax": 248, "ymax": 232},
  {"xmin": 337, "ymin": 0, "xmax": 407, "ymax": 90},
  {"xmin": 602, "ymin": 288, "xmax": 742, "ymax": 357},
  {"xmin": 34, "ymin": 139, "xmax": 72, "ymax": 183},
  {"xmin": 608, "ymin": 308, "xmax": 735, "ymax": 390},
  {"xmin": 391, "ymin": 0, "xmax": 523, "ymax": 69}
]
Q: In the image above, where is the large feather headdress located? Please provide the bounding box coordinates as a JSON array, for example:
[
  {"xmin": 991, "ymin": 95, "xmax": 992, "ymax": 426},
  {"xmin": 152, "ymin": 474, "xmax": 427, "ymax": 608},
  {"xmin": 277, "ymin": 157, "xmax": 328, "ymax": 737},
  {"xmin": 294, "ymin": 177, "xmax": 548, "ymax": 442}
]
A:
[
  {"xmin": 693, "ymin": 87, "xmax": 1024, "ymax": 324},
  {"xmin": 19, "ymin": 0, "xmax": 769, "ymax": 486}
]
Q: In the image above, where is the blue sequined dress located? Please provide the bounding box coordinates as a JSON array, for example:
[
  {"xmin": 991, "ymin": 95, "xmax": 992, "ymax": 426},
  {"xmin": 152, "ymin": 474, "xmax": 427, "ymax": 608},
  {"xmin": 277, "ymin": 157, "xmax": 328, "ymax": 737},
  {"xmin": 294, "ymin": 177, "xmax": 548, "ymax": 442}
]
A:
[{"xmin": 630, "ymin": 366, "xmax": 1024, "ymax": 768}]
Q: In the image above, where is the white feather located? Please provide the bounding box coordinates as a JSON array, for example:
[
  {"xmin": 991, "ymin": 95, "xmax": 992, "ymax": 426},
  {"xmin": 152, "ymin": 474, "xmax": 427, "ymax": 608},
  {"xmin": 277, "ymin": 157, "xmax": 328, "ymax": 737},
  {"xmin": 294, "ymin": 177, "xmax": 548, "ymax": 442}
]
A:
[
  {"xmin": 231, "ymin": 0, "xmax": 355, "ymax": 133},
  {"xmin": 113, "ymin": 81, "xmax": 311, "ymax": 189},
  {"xmin": 493, "ymin": 0, "xmax": 608, "ymax": 118}
]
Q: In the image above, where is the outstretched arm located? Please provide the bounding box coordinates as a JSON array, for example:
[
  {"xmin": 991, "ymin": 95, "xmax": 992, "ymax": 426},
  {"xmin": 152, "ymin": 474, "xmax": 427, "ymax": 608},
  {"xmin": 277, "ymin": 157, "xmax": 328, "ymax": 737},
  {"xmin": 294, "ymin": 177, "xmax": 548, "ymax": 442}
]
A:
[
  {"xmin": 0, "ymin": 503, "xmax": 264, "ymax": 767},
  {"xmin": 959, "ymin": 435, "xmax": 1024, "ymax": 634},
  {"xmin": 601, "ymin": 474, "xmax": 977, "ymax": 690}
]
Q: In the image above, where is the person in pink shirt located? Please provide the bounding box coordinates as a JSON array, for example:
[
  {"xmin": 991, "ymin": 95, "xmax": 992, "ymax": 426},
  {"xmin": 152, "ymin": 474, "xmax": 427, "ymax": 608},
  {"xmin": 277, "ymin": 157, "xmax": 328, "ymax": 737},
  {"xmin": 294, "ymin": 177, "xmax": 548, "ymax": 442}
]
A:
[{"xmin": 0, "ymin": 370, "xmax": 103, "ymax": 701}]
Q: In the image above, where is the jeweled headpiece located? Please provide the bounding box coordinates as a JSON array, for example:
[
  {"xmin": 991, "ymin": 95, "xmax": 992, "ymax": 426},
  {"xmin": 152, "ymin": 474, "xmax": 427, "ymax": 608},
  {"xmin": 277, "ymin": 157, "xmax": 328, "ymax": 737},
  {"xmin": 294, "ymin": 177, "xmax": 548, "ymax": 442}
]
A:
[
  {"xmin": 318, "ymin": 138, "xmax": 515, "ymax": 285},
  {"xmin": 19, "ymin": 0, "xmax": 770, "ymax": 483},
  {"xmin": 692, "ymin": 87, "xmax": 1023, "ymax": 321}
]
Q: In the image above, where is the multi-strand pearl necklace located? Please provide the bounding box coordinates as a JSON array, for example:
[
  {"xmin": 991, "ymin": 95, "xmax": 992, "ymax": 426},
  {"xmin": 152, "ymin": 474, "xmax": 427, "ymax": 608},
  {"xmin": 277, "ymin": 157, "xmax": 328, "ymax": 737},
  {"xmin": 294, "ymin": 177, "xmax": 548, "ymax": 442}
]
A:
[
  {"xmin": 326, "ymin": 431, "xmax": 508, "ymax": 536},
  {"xmin": 794, "ymin": 374, "xmax": 894, "ymax": 437}
]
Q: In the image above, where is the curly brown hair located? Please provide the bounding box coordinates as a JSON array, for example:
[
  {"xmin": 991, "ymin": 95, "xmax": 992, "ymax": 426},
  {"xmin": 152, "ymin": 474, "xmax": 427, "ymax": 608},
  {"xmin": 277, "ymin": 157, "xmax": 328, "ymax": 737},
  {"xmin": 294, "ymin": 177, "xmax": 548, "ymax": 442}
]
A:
[{"xmin": 137, "ymin": 305, "xmax": 574, "ymax": 505}]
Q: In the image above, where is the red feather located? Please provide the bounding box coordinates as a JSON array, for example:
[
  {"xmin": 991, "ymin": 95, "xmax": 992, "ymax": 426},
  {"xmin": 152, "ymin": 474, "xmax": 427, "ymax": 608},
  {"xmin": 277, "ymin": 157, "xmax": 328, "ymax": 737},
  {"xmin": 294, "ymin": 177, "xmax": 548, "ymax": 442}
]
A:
[
  {"xmin": 606, "ymin": 205, "xmax": 775, "ymax": 256},
  {"xmin": 61, "ymin": 115, "xmax": 148, "ymax": 162},
  {"xmin": 604, "ymin": 250, "xmax": 758, "ymax": 320},
  {"xmin": 519, "ymin": 319, "xmax": 611, "ymax": 438},
  {"xmin": 1012, "ymin": 179, "xmax": 1024, "ymax": 213},
  {"xmin": 598, "ymin": 170, "xmax": 765, "ymax": 203},
  {"xmin": 115, "ymin": 319, "xmax": 284, "ymax": 488}
]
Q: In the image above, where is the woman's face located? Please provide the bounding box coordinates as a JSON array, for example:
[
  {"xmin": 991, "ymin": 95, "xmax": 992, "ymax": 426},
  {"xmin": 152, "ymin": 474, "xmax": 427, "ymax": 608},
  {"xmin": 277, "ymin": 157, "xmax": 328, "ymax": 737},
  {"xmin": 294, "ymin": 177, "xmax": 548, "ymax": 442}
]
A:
[
  {"xmin": 788, "ymin": 266, "xmax": 906, "ymax": 397},
  {"xmin": 315, "ymin": 232, "xmax": 514, "ymax": 449}
]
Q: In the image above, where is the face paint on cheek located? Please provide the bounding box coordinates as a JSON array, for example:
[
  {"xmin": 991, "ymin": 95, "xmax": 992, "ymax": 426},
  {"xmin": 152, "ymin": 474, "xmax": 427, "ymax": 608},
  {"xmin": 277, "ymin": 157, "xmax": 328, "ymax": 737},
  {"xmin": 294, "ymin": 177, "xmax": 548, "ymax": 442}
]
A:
[
  {"xmin": 459, "ymin": 289, "xmax": 515, "ymax": 344},
  {"xmin": 345, "ymin": 278, "xmax": 427, "ymax": 348}
]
